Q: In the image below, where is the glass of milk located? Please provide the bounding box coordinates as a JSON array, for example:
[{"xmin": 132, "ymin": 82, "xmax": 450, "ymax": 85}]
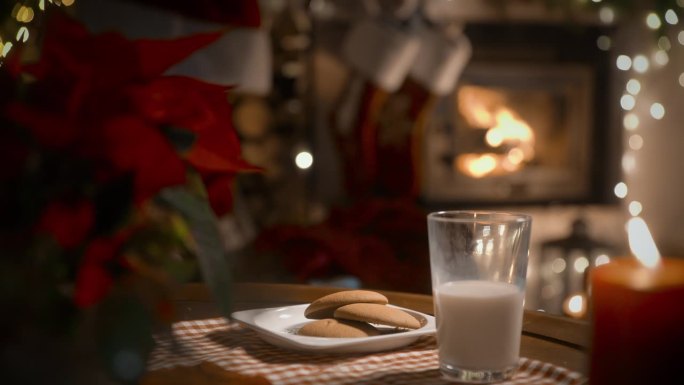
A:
[{"xmin": 427, "ymin": 211, "xmax": 531, "ymax": 383}]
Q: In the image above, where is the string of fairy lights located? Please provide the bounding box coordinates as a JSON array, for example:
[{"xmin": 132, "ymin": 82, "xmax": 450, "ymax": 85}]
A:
[
  {"xmin": 0, "ymin": 0, "xmax": 75, "ymax": 66},
  {"xmin": 591, "ymin": 1, "xmax": 683, "ymax": 232}
]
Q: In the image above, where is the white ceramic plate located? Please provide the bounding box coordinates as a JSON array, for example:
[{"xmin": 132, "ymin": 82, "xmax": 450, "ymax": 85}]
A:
[{"xmin": 231, "ymin": 304, "xmax": 436, "ymax": 353}]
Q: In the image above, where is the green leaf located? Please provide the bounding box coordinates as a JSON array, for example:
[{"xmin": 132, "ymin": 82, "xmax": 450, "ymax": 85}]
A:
[
  {"xmin": 161, "ymin": 125, "xmax": 196, "ymax": 153},
  {"xmin": 158, "ymin": 186, "xmax": 232, "ymax": 316}
]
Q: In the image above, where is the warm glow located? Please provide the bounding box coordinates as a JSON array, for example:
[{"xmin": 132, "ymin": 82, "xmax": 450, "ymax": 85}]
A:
[
  {"xmin": 0, "ymin": 41, "xmax": 12, "ymax": 58},
  {"xmin": 679, "ymin": 31, "xmax": 684, "ymax": 46},
  {"xmin": 623, "ymin": 113, "xmax": 639, "ymax": 130},
  {"xmin": 456, "ymin": 86, "xmax": 536, "ymax": 178},
  {"xmin": 599, "ymin": 7, "xmax": 615, "ymax": 24},
  {"xmin": 456, "ymin": 153, "xmax": 498, "ymax": 178},
  {"xmin": 15, "ymin": 6, "xmax": 34, "ymax": 23},
  {"xmin": 485, "ymin": 109, "xmax": 534, "ymax": 148},
  {"xmin": 646, "ymin": 12, "xmax": 662, "ymax": 30},
  {"xmin": 679, "ymin": 72, "xmax": 684, "ymax": 87},
  {"xmin": 568, "ymin": 295, "xmax": 584, "ymax": 314},
  {"xmin": 595, "ymin": 254, "xmax": 610, "ymax": 266},
  {"xmin": 507, "ymin": 148, "xmax": 524, "ymax": 165},
  {"xmin": 16, "ymin": 27, "xmax": 29, "ymax": 43},
  {"xmin": 626, "ymin": 79, "xmax": 641, "ymax": 95},
  {"xmin": 627, "ymin": 217, "xmax": 661, "ymax": 268},
  {"xmin": 574, "ymin": 256, "xmax": 590, "ymax": 273},
  {"xmin": 665, "ymin": 9, "xmax": 679, "ymax": 25},
  {"xmin": 470, "ymin": 106, "xmax": 495, "ymax": 128},
  {"xmin": 458, "ymin": 86, "xmax": 502, "ymax": 128},
  {"xmin": 622, "ymin": 153, "xmax": 636, "ymax": 173},
  {"xmin": 1, "ymin": 0, "xmax": 77, "ymax": 66},
  {"xmin": 563, "ymin": 293, "xmax": 587, "ymax": 318},
  {"xmin": 295, "ymin": 151, "xmax": 313, "ymax": 169},
  {"xmin": 628, "ymin": 134, "xmax": 644, "ymax": 150},
  {"xmin": 629, "ymin": 201, "xmax": 643, "ymax": 216},
  {"xmin": 614, "ymin": 182, "xmax": 628, "ymax": 198},
  {"xmin": 551, "ymin": 258, "xmax": 567, "ymax": 274},
  {"xmin": 650, "ymin": 103, "xmax": 665, "ymax": 119},
  {"xmin": 654, "ymin": 50, "xmax": 669, "ymax": 66},
  {"xmin": 616, "ymin": 55, "xmax": 632, "ymax": 70},
  {"xmin": 485, "ymin": 129, "xmax": 503, "ymax": 147},
  {"xmin": 633, "ymin": 55, "xmax": 649, "ymax": 73},
  {"xmin": 620, "ymin": 94, "xmax": 635, "ymax": 110}
]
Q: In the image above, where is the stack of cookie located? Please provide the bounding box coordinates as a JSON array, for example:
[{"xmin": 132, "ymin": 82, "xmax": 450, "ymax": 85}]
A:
[{"xmin": 298, "ymin": 290, "xmax": 421, "ymax": 338}]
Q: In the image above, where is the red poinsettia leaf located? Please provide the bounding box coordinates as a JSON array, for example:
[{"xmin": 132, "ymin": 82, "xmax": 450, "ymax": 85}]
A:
[
  {"xmin": 127, "ymin": 77, "xmax": 230, "ymax": 130},
  {"xmin": 134, "ymin": 31, "xmax": 224, "ymax": 78},
  {"xmin": 98, "ymin": 116, "xmax": 187, "ymax": 204},
  {"xmin": 127, "ymin": 76, "xmax": 258, "ymax": 173},
  {"xmin": 187, "ymin": 145, "xmax": 257, "ymax": 172},
  {"xmin": 4, "ymin": 103, "xmax": 78, "ymax": 149},
  {"xmin": 23, "ymin": 14, "xmax": 90, "ymax": 80},
  {"xmin": 203, "ymin": 173, "xmax": 237, "ymax": 217},
  {"xmin": 74, "ymin": 232, "xmax": 131, "ymax": 307},
  {"xmin": 74, "ymin": 263, "xmax": 115, "ymax": 308},
  {"xmin": 30, "ymin": 18, "xmax": 131, "ymax": 81},
  {"xmin": 36, "ymin": 199, "xmax": 95, "ymax": 249}
]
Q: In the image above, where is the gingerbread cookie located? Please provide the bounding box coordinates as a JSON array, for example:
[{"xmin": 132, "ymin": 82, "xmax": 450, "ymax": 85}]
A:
[
  {"xmin": 334, "ymin": 303, "xmax": 421, "ymax": 330},
  {"xmin": 298, "ymin": 318, "xmax": 380, "ymax": 338},
  {"xmin": 304, "ymin": 290, "xmax": 389, "ymax": 319}
]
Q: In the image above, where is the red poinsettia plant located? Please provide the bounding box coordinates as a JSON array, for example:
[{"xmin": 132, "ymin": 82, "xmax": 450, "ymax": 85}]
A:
[{"xmin": 0, "ymin": 14, "xmax": 256, "ymax": 382}]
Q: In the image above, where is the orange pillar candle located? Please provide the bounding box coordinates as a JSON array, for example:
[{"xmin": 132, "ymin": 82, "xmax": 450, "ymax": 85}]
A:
[{"xmin": 589, "ymin": 257, "xmax": 684, "ymax": 385}]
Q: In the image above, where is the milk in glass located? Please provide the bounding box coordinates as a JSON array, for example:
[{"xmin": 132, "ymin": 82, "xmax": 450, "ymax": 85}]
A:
[{"xmin": 435, "ymin": 280, "xmax": 524, "ymax": 370}]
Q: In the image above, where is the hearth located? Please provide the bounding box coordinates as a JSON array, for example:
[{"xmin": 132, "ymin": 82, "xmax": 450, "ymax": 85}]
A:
[{"xmin": 420, "ymin": 23, "xmax": 616, "ymax": 205}]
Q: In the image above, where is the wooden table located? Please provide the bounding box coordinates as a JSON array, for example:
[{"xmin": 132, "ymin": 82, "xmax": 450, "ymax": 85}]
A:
[{"xmin": 170, "ymin": 282, "xmax": 589, "ymax": 375}]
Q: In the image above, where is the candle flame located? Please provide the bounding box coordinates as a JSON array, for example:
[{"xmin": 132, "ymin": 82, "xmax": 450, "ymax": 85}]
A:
[{"xmin": 626, "ymin": 217, "xmax": 661, "ymax": 268}]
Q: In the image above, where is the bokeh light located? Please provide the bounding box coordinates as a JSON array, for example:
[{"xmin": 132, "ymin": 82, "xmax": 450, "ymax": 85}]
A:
[
  {"xmin": 623, "ymin": 113, "xmax": 639, "ymax": 130},
  {"xmin": 665, "ymin": 9, "xmax": 679, "ymax": 25},
  {"xmin": 614, "ymin": 182, "xmax": 628, "ymax": 198},
  {"xmin": 597, "ymin": 35, "xmax": 611, "ymax": 50},
  {"xmin": 626, "ymin": 79, "xmax": 641, "ymax": 95},
  {"xmin": 616, "ymin": 55, "xmax": 632, "ymax": 70},
  {"xmin": 620, "ymin": 94, "xmax": 635, "ymax": 110},
  {"xmin": 646, "ymin": 12, "xmax": 662, "ymax": 29},
  {"xmin": 632, "ymin": 55, "xmax": 649, "ymax": 73},
  {"xmin": 629, "ymin": 134, "xmax": 644, "ymax": 150},
  {"xmin": 295, "ymin": 151, "xmax": 314, "ymax": 169},
  {"xmin": 650, "ymin": 103, "xmax": 665, "ymax": 119}
]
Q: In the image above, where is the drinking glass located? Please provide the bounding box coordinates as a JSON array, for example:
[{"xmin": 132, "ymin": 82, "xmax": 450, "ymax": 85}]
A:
[{"xmin": 427, "ymin": 211, "xmax": 532, "ymax": 383}]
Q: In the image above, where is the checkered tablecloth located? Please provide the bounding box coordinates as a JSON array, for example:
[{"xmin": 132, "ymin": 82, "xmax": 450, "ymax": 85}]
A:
[{"xmin": 148, "ymin": 318, "xmax": 587, "ymax": 385}]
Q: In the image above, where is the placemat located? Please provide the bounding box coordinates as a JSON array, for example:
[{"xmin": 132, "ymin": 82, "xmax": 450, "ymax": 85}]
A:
[{"xmin": 147, "ymin": 318, "xmax": 587, "ymax": 385}]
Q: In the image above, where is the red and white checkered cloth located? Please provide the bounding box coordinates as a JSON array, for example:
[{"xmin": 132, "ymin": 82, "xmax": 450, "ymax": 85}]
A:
[{"xmin": 148, "ymin": 318, "xmax": 587, "ymax": 385}]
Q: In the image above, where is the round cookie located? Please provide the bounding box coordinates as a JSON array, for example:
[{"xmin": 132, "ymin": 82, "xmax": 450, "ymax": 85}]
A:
[
  {"xmin": 334, "ymin": 303, "xmax": 421, "ymax": 330},
  {"xmin": 298, "ymin": 318, "xmax": 380, "ymax": 338},
  {"xmin": 304, "ymin": 290, "xmax": 389, "ymax": 319}
]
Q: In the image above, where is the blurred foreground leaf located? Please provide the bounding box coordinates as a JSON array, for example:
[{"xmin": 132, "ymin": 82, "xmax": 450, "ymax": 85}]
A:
[{"xmin": 158, "ymin": 185, "xmax": 231, "ymax": 316}]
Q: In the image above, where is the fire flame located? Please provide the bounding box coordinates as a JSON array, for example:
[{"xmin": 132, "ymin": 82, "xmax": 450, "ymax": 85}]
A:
[
  {"xmin": 627, "ymin": 217, "xmax": 661, "ymax": 268},
  {"xmin": 485, "ymin": 109, "xmax": 535, "ymax": 149},
  {"xmin": 457, "ymin": 86, "xmax": 536, "ymax": 178},
  {"xmin": 455, "ymin": 153, "xmax": 498, "ymax": 178}
]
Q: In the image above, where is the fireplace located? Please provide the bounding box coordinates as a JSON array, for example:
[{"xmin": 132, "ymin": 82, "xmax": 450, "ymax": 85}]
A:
[
  {"xmin": 420, "ymin": 22, "xmax": 616, "ymax": 205},
  {"xmin": 422, "ymin": 63, "xmax": 595, "ymax": 203}
]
